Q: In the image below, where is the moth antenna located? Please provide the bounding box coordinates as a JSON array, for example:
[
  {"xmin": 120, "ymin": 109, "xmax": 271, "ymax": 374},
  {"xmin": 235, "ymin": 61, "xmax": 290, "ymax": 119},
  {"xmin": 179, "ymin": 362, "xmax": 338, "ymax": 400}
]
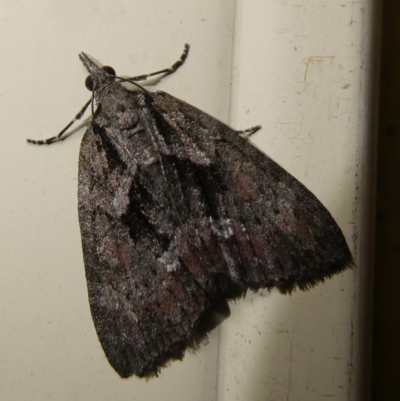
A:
[
  {"xmin": 26, "ymin": 98, "xmax": 92, "ymax": 145},
  {"xmin": 125, "ymin": 43, "xmax": 190, "ymax": 82}
]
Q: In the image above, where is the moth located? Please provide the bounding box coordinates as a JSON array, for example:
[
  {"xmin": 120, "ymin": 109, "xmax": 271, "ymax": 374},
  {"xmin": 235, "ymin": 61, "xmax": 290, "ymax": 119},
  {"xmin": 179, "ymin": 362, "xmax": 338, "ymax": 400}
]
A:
[{"xmin": 28, "ymin": 44, "xmax": 352, "ymax": 378}]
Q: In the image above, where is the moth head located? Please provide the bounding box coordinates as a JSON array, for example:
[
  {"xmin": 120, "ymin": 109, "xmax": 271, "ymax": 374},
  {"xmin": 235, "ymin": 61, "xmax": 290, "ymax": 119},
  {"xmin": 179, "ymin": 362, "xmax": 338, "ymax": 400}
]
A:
[
  {"xmin": 79, "ymin": 52, "xmax": 116, "ymax": 92},
  {"xmin": 84, "ymin": 66, "xmax": 116, "ymax": 91}
]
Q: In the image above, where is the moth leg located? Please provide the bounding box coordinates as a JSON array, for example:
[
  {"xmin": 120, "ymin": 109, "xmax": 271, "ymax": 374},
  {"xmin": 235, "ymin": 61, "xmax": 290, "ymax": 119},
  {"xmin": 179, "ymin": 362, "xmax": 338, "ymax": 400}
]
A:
[
  {"xmin": 237, "ymin": 125, "xmax": 262, "ymax": 138},
  {"xmin": 26, "ymin": 98, "xmax": 92, "ymax": 145},
  {"xmin": 126, "ymin": 44, "xmax": 190, "ymax": 82}
]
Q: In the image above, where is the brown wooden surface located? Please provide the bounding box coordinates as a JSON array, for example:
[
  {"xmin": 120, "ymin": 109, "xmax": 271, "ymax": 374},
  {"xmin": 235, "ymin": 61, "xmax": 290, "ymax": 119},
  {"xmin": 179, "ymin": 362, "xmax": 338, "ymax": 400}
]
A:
[{"xmin": 373, "ymin": 1, "xmax": 400, "ymax": 400}]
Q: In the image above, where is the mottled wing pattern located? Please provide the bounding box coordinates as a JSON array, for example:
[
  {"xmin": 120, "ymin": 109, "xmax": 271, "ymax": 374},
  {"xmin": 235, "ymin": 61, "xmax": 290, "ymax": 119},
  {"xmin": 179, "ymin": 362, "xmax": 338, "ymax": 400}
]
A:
[
  {"xmin": 78, "ymin": 88, "xmax": 352, "ymax": 379},
  {"xmin": 30, "ymin": 46, "xmax": 352, "ymax": 380},
  {"xmin": 147, "ymin": 91, "xmax": 353, "ymax": 294},
  {"xmin": 78, "ymin": 122, "xmax": 211, "ymax": 378}
]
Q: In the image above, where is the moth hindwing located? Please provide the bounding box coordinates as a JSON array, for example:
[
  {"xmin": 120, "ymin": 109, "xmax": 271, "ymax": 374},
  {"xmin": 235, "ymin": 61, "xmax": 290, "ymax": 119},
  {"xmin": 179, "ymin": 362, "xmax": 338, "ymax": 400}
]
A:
[{"xmin": 28, "ymin": 45, "xmax": 352, "ymax": 378}]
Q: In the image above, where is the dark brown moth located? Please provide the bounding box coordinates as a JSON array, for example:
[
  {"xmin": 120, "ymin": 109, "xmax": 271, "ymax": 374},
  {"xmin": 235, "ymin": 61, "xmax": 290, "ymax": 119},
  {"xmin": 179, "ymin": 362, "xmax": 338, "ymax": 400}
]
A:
[{"xmin": 28, "ymin": 44, "xmax": 352, "ymax": 378}]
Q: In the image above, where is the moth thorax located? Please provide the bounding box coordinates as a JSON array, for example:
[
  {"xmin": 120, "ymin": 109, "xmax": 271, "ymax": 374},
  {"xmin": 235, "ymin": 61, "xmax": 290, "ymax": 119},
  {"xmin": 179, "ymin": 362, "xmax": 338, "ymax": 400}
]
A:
[{"xmin": 100, "ymin": 88, "xmax": 140, "ymax": 129}]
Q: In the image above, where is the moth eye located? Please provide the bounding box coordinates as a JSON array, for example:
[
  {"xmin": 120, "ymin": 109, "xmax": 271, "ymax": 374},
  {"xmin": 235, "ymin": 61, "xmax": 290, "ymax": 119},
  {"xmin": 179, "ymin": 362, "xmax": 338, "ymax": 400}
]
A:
[
  {"xmin": 85, "ymin": 76, "xmax": 94, "ymax": 91},
  {"xmin": 102, "ymin": 66, "xmax": 116, "ymax": 76}
]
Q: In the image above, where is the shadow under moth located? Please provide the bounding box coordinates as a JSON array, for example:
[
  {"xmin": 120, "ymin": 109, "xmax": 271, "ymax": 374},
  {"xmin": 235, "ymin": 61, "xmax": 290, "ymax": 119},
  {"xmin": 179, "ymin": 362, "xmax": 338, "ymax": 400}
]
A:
[{"xmin": 28, "ymin": 44, "xmax": 353, "ymax": 378}]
